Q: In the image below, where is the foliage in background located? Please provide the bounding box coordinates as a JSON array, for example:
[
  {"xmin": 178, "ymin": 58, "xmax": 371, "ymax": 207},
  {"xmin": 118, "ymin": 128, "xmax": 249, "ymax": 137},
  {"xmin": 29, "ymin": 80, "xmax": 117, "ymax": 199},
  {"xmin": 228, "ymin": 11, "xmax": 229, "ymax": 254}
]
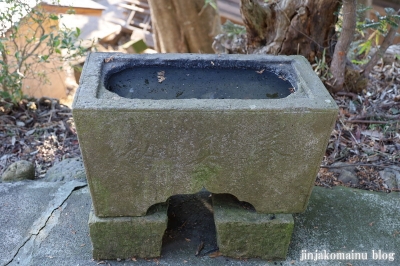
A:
[
  {"xmin": 312, "ymin": 48, "xmax": 332, "ymax": 83},
  {"xmin": 314, "ymin": 3, "xmax": 399, "ymax": 92},
  {"xmin": 351, "ymin": 7, "xmax": 400, "ymax": 65},
  {"xmin": 0, "ymin": 0, "xmax": 87, "ymax": 104}
]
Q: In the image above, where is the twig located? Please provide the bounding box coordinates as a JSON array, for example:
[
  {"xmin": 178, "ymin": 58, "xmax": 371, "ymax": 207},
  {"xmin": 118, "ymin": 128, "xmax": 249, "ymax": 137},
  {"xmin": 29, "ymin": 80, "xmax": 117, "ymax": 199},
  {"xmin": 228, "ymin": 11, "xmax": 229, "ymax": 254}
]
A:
[
  {"xmin": 339, "ymin": 119, "xmax": 358, "ymax": 143},
  {"xmin": 350, "ymin": 113, "xmax": 400, "ymax": 120},
  {"xmin": 336, "ymin": 91, "xmax": 358, "ymax": 100},
  {"xmin": 344, "ymin": 120, "xmax": 398, "ymax": 124},
  {"xmin": 321, "ymin": 163, "xmax": 399, "ymax": 170},
  {"xmin": 329, "ymin": 124, "xmax": 342, "ymax": 160}
]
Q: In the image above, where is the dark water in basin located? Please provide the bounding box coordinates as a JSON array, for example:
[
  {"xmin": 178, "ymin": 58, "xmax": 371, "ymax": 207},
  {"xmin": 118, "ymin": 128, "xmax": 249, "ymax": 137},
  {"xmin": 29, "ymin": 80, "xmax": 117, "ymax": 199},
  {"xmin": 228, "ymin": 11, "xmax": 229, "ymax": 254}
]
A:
[{"xmin": 106, "ymin": 66, "xmax": 294, "ymax": 99}]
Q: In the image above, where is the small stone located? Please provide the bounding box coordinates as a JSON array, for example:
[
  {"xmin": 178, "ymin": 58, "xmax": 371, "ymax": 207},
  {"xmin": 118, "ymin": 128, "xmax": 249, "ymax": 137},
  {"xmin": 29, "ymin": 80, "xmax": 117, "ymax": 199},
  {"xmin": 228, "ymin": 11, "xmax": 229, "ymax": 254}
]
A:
[
  {"xmin": 43, "ymin": 157, "xmax": 86, "ymax": 182},
  {"xmin": 16, "ymin": 121, "xmax": 25, "ymax": 127},
  {"xmin": 330, "ymin": 162, "xmax": 359, "ymax": 185},
  {"xmin": 1, "ymin": 160, "xmax": 35, "ymax": 182},
  {"xmin": 379, "ymin": 167, "xmax": 400, "ymax": 190}
]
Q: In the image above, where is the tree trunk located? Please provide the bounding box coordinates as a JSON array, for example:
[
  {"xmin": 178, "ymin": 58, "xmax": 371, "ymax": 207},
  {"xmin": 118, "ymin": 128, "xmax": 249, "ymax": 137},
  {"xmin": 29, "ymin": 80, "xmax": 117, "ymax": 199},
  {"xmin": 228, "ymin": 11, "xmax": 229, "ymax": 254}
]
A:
[
  {"xmin": 329, "ymin": 0, "xmax": 357, "ymax": 92},
  {"xmin": 148, "ymin": 0, "xmax": 222, "ymax": 53},
  {"xmin": 240, "ymin": 0, "xmax": 340, "ymax": 62}
]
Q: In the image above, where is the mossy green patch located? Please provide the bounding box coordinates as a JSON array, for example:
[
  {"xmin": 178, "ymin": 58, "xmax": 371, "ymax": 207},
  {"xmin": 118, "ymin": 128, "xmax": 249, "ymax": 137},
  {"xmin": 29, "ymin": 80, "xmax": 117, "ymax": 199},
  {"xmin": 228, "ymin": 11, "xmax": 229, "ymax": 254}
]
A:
[{"xmin": 191, "ymin": 163, "xmax": 221, "ymax": 188}]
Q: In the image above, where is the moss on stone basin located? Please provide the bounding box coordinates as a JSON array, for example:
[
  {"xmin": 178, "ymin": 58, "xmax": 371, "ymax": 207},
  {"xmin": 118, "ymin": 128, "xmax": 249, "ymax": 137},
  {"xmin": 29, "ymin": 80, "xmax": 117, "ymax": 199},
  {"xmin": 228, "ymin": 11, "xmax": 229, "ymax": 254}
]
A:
[{"xmin": 73, "ymin": 53, "xmax": 338, "ymax": 217}]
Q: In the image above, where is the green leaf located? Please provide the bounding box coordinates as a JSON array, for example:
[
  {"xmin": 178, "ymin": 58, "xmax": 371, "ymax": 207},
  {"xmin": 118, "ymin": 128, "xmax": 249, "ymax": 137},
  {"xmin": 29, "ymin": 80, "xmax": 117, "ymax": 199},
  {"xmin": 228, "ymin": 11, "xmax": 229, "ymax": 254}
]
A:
[
  {"xmin": 384, "ymin": 7, "xmax": 395, "ymax": 15},
  {"xmin": 40, "ymin": 34, "xmax": 49, "ymax": 42},
  {"xmin": 205, "ymin": 0, "xmax": 217, "ymax": 10},
  {"xmin": 53, "ymin": 39, "xmax": 60, "ymax": 47},
  {"xmin": 49, "ymin": 14, "xmax": 59, "ymax": 20},
  {"xmin": 75, "ymin": 27, "xmax": 81, "ymax": 37},
  {"xmin": 386, "ymin": 19, "xmax": 399, "ymax": 28},
  {"xmin": 357, "ymin": 40, "xmax": 372, "ymax": 55},
  {"xmin": 39, "ymin": 55, "xmax": 49, "ymax": 62},
  {"xmin": 55, "ymin": 48, "xmax": 61, "ymax": 54},
  {"xmin": 362, "ymin": 22, "xmax": 381, "ymax": 29}
]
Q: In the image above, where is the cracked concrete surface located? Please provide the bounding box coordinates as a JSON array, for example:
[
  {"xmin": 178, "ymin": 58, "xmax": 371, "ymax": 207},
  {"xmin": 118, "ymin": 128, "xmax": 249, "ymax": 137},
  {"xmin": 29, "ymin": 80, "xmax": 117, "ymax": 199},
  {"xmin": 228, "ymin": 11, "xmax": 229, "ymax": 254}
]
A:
[
  {"xmin": 0, "ymin": 181, "xmax": 399, "ymax": 265},
  {"xmin": 0, "ymin": 181, "xmax": 87, "ymax": 266}
]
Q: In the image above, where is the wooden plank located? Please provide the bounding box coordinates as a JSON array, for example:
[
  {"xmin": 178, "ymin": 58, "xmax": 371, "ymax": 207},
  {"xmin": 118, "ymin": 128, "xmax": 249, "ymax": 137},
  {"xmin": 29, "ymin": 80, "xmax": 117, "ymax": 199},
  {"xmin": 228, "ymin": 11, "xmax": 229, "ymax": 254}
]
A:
[
  {"xmin": 40, "ymin": 0, "xmax": 106, "ymax": 16},
  {"xmin": 118, "ymin": 3, "xmax": 150, "ymax": 15},
  {"xmin": 124, "ymin": 0, "xmax": 150, "ymax": 9},
  {"xmin": 41, "ymin": 5, "xmax": 104, "ymax": 16},
  {"xmin": 218, "ymin": 0, "xmax": 242, "ymax": 25}
]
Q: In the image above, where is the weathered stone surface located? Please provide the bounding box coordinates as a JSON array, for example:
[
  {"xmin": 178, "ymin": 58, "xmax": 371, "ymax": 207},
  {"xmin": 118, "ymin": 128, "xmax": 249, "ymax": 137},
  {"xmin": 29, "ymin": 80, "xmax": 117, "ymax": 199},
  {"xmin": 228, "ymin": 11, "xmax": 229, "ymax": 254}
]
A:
[
  {"xmin": 1, "ymin": 160, "xmax": 35, "ymax": 182},
  {"xmin": 212, "ymin": 194, "xmax": 294, "ymax": 260},
  {"xmin": 89, "ymin": 203, "xmax": 168, "ymax": 260},
  {"xmin": 43, "ymin": 157, "xmax": 86, "ymax": 182},
  {"xmin": 73, "ymin": 53, "xmax": 338, "ymax": 217}
]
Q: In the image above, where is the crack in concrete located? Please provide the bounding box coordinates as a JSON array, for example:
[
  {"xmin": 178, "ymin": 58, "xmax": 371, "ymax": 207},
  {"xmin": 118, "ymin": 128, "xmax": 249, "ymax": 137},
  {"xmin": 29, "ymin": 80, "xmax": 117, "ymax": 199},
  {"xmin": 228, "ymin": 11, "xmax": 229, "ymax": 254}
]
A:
[{"xmin": 4, "ymin": 181, "xmax": 87, "ymax": 266}]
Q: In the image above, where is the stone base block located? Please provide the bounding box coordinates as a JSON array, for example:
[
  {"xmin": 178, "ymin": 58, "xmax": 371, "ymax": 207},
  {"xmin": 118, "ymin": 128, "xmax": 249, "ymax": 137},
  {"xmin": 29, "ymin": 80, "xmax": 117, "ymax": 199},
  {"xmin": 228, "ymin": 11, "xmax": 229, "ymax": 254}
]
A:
[
  {"xmin": 212, "ymin": 194, "xmax": 294, "ymax": 260},
  {"xmin": 88, "ymin": 204, "xmax": 167, "ymax": 260}
]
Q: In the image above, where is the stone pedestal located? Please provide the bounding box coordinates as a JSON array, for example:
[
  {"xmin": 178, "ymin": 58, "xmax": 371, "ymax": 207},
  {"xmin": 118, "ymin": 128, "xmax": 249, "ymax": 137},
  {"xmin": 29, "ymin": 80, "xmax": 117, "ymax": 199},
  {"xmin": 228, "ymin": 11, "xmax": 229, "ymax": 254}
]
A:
[
  {"xmin": 72, "ymin": 53, "xmax": 337, "ymax": 260},
  {"xmin": 212, "ymin": 194, "xmax": 294, "ymax": 260},
  {"xmin": 89, "ymin": 204, "xmax": 167, "ymax": 260}
]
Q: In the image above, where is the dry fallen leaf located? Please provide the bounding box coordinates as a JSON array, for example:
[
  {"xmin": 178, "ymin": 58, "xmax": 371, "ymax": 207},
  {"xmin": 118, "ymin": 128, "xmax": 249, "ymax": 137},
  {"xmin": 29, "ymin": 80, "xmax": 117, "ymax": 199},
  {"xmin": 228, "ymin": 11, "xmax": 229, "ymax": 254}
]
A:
[
  {"xmin": 104, "ymin": 56, "xmax": 114, "ymax": 63},
  {"xmin": 256, "ymin": 69, "xmax": 265, "ymax": 74},
  {"xmin": 209, "ymin": 250, "xmax": 222, "ymax": 258},
  {"xmin": 195, "ymin": 241, "xmax": 204, "ymax": 256},
  {"xmin": 157, "ymin": 71, "xmax": 166, "ymax": 83}
]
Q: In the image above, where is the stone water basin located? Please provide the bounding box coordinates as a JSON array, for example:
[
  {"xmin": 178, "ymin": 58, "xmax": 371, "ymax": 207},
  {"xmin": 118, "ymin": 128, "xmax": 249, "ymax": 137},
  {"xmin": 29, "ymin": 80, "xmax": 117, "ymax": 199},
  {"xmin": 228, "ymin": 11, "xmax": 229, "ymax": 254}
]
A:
[{"xmin": 73, "ymin": 53, "xmax": 338, "ymax": 217}]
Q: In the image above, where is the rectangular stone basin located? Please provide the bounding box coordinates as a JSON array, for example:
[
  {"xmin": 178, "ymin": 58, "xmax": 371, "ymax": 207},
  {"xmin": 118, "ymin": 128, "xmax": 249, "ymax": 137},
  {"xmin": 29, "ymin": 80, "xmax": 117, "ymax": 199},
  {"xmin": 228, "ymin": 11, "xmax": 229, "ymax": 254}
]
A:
[{"xmin": 72, "ymin": 53, "xmax": 338, "ymax": 217}]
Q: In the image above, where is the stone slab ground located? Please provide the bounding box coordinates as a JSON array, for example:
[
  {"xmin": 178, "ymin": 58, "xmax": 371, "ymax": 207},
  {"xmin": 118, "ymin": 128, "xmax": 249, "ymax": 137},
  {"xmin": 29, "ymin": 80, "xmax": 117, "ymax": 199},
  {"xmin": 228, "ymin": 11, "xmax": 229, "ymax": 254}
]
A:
[{"xmin": 1, "ymin": 181, "xmax": 399, "ymax": 265}]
